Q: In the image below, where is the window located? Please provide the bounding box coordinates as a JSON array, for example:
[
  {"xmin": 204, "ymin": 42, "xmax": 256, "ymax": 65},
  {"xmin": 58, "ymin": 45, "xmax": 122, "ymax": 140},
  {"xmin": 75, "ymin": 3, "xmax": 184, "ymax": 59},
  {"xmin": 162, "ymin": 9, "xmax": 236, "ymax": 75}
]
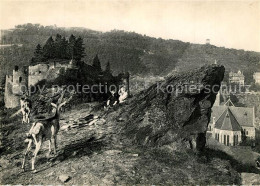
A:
[
  {"xmin": 246, "ymin": 131, "xmax": 248, "ymax": 135},
  {"xmin": 39, "ymin": 71, "xmax": 41, "ymax": 74},
  {"xmin": 233, "ymin": 135, "xmax": 239, "ymax": 146},
  {"xmin": 217, "ymin": 134, "xmax": 219, "ymax": 141},
  {"xmin": 15, "ymin": 65, "xmax": 19, "ymax": 71},
  {"xmin": 19, "ymin": 77, "xmax": 22, "ymax": 83},
  {"xmin": 227, "ymin": 135, "xmax": 229, "ymax": 146},
  {"xmin": 224, "ymin": 135, "xmax": 226, "ymax": 145}
]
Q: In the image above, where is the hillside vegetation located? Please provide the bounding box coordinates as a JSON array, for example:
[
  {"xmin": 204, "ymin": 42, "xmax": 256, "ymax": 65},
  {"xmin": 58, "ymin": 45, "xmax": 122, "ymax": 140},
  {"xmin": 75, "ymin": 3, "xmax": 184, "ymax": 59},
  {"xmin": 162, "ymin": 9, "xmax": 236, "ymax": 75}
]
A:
[
  {"xmin": 0, "ymin": 101, "xmax": 247, "ymax": 185},
  {"xmin": 1, "ymin": 23, "xmax": 260, "ymax": 85}
]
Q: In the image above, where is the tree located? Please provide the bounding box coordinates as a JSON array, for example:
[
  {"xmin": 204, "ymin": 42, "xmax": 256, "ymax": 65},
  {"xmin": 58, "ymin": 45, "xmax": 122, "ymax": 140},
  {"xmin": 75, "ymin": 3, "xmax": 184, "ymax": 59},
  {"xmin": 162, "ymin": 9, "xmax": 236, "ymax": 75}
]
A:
[
  {"xmin": 105, "ymin": 61, "xmax": 111, "ymax": 74},
  {"xmin": 61, "ymin": 36, "xmax": 68, "ymax": 59},
  {"xmin": 67, "ymin": 34, "xmax": 76, "ymax": 59},
  {"xmin": 33, "ymin": 44, "xmax": 43, "ymax": 63},
  {"xmin": 74, "ymin": 37, "xmax": 85, "ymax": 61},
  {"xmin": 43, "ymin": 36, "xmax": 54, "ymax": 59},
  {"xmin": 34, "ymin": 44, "xmax": 43, "ymax": 54},
  {"xmin": 54, "ymin": 34, "xmax": 62, "ymax": 58},
  {"xmin": 92, "ymin": 54, "xmax": 102, "ymax": 73}
]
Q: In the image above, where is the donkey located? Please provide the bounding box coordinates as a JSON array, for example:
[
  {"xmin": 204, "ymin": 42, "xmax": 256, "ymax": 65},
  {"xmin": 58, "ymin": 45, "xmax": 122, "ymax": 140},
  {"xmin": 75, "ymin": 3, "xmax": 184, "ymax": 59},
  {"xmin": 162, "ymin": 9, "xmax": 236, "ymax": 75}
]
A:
[{"xmin": 21, "ymin": 90, "xmax": 73, "ymax": 173}]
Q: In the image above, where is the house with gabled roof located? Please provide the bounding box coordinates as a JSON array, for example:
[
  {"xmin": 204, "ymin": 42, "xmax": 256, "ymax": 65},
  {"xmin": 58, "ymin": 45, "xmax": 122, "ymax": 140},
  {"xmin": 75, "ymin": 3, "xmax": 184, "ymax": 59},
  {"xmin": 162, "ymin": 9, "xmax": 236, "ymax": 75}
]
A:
[{"xmin": 208, "ymin": 93, "xmax": 255, "ymax": 146}]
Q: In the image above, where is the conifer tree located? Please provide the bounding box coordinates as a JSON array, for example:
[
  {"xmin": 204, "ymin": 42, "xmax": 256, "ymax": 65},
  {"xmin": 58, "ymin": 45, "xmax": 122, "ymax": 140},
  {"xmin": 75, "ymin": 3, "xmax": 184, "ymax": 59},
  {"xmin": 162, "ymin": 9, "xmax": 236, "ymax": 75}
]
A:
[
  {"xmin": 92, "ymin": 54, "xmax": 102, "ymax": 72},
  {"xmin": 43, "ymin": 36, "xmax": 54, "ymax": 59},
  {"xmin": 33, "ymin": 44, "xmax": 43, "ymax": 62},
  {"xmin": 34, "ymin": 44, "xmax": 43, "ymax": 55},
  {"xmin": 61, "ymin": 36, "xmax": 68, "ymax": 59},
  {"xmin": 105, "ymin": 61, "xmax": 111, "ymax": 74},
  {"xmin": 54, "ymin": 34, "xmax": 62, "ymax": 58},
  {"xmin": 74, "ymin": 37, "xmax": 85, "ymax": 61},
  {"xmin": 68, "ymin": 34, "xmax": 76, "ymax": 59}
]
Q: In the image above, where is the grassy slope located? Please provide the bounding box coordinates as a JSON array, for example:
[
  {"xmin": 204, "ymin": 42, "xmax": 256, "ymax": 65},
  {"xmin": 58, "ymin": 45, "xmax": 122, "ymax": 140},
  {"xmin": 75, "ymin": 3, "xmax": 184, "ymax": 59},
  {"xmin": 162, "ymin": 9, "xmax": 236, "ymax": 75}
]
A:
[{"xmin": 1, "ymin": 102, "xmax": 259, "ymax": 184}]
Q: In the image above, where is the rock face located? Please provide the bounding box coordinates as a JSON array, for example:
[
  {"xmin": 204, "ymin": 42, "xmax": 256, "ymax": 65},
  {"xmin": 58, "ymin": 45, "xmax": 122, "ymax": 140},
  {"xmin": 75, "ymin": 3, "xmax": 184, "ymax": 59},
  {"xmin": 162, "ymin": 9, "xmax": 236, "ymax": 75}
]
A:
[
  {"xmin": 241, "ymin": 173, "xmax": 260, "ymax": 185},
  {"xmin": 122, "ymin": 65, "xmax": 225, "ymax": 151}
]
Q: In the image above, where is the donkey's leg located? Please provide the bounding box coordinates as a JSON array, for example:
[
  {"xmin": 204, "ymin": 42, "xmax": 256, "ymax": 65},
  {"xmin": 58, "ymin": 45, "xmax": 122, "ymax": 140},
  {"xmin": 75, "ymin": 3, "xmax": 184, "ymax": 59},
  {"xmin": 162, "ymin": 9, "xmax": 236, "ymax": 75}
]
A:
[
  {"xmin": 21, "ymin": 110, "xmax": 26, "ymax": 124},
  {"xmin": 54, "ymin": 135, "xmax": 58, "ymax": 149},
  {"xmin": 51, "ymin": 126, "xmax": 57, "ymax": 154},
  {"xmin": 25, "ymin": 113, "xmax": 29, "ymax": 124},
  {"xmin": 32, "ymin": 137, "xmax": 42, "ymax": 172},
  {"xmin": 46, "ymin": 140, "xmax": 52, "ymax": 157},
  {"xmin": 21, "ymin": 139, "xmax": 32, "ymax": 170},
  {"xmin": 52, "ymin": 136, "xmax": 57, "ymax": 155}
]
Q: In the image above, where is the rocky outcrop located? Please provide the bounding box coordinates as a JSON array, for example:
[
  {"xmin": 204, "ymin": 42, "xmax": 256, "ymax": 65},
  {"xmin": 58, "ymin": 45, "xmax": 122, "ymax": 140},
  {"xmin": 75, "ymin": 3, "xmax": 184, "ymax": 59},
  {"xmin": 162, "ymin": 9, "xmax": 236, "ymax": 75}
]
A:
[
  {"xmin": 241, "ymin": 173, "xmax": 260, "ymax": 185},
  {"xmin": 121, "ymin": 65, "xmax": 225, "ymax": 151}
]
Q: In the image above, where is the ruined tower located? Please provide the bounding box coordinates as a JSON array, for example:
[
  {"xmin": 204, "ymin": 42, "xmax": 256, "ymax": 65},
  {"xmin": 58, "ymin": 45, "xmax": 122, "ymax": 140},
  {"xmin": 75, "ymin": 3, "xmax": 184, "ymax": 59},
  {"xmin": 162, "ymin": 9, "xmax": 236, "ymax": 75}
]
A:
[
  {"xmin": 4, "ymin": 65, "xmax": 28, "ymax": 108},
  {"xmin": 12, "ymin": 65, "xmax": 28, "ymax": 94}
]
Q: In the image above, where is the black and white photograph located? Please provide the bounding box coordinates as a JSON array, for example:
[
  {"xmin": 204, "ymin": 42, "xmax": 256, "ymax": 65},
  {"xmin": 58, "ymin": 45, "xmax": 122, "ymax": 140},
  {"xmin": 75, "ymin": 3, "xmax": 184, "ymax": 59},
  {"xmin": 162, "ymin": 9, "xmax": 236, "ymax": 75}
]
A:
[{"xmin": 0, "ymin": 0, "xmax": 260, "ymax": 184}]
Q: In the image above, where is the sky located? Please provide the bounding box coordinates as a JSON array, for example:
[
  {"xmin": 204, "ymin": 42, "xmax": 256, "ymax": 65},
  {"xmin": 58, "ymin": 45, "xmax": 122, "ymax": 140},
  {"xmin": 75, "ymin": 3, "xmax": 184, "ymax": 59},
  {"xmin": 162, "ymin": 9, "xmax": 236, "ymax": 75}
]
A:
[{"xmin": 0, "ymin": 0, "xmax": 260, "ymax": 52}]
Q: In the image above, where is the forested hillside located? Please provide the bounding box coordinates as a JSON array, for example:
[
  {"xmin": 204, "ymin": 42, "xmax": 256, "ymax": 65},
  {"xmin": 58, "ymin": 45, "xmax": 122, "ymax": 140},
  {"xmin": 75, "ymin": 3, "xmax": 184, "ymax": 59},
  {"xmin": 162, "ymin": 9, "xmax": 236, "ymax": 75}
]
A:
[{"xmin": 1, "ymin": 23, "xmax": 260, "ymax": 85}]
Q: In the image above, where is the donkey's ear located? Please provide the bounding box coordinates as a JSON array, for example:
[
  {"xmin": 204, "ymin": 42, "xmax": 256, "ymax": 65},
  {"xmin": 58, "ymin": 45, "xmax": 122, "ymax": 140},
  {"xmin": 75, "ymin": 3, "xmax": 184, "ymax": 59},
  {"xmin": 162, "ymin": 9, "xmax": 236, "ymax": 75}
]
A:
[{"xmin": 51, "ymin": 103, "xmax": 57, "ymax": 108}]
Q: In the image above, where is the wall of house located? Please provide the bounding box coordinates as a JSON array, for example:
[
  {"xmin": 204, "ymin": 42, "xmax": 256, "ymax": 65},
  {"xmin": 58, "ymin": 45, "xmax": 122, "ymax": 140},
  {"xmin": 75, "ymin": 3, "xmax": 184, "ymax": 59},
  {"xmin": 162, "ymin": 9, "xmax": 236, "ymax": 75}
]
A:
[
  {"xmin": 242, "ymin": 126, "xmax": 255, "ymax": 139},
  {"xmin": 214, "ymin": 128, "xmax": 241, "ymax": 146},
  {"xmin": 229, "ymin": 76, "xmax": 245, "ymax": 85},
  {"xmin": 229, "ymin": 71, "xmax": 245, "ymax": 85}
]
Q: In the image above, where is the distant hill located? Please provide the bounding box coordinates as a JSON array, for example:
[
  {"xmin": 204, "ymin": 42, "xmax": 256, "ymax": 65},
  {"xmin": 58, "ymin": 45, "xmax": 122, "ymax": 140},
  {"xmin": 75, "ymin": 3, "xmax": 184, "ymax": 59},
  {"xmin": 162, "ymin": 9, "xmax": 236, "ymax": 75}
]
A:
[{"xmin": 1, "ymin": 23, "xmax": 260, "ymax": 85}]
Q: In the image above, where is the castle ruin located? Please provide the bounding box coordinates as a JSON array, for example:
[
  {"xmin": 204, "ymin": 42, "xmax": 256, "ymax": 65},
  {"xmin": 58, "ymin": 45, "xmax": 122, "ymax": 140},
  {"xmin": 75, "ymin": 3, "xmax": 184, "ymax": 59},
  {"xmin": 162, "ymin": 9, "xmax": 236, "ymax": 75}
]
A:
[
  {"xmin": 4, "ymin": 60, "xmax": 74, "ymax": 108},
  {"xmin": 4, "ymin": 59, "xmax": 130, "ymax": 108}
]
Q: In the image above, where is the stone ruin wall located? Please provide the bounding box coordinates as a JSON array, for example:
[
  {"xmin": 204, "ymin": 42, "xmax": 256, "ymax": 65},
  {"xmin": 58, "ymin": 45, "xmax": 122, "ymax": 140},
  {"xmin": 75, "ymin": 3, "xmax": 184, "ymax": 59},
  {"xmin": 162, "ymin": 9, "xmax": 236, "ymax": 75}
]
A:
[
  {"xmin": 12, "ymin": 66, "xmax": 28, "ymax": 95},
  {"xmin": 4, "ymin": 75, "xmax": 20, "ymax": 108},
  {"xmin": 28, "ymin": 64, "xmax": 50, "ymax": 87},
  {"xmin": 4, "ymin": 61, "xmax": 73, "ymax": 108},
  {"xmin": 28, "ymin": 62, "xmax": 72, "ymax": 87}
]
